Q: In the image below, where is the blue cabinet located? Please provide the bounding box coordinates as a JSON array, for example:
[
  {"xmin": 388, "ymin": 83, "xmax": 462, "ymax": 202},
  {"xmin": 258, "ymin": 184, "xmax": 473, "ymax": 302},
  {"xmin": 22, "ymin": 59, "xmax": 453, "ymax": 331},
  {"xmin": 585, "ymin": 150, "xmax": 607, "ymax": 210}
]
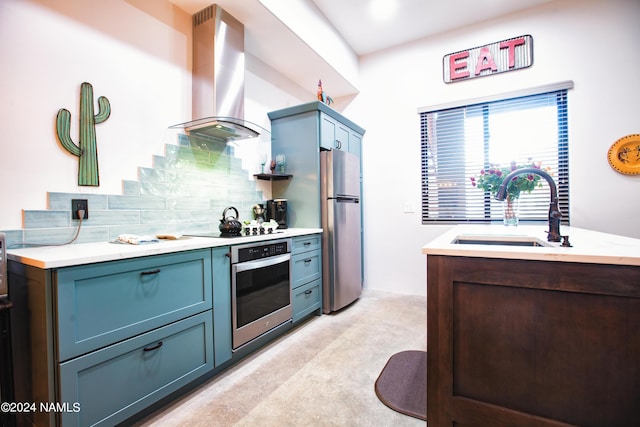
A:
[
  {"xmin": 320, "ymin": 112, "xmax": 361, "ymax": 155},
  {"xmin": 55, "ymin": 249, "xmax": 214, "ymax": 426},
  {"xmin": 292, "ymin": 279, "xmax": 322, "ymax": 323},
  {"xmin": 268, "ymin": 101, "xmax": 365, "ymax": 229},
  {"xmin": 7, "ymin": 235, "xmax": 319, "ymax": 426},
  {"xmin": 59, "ymin": 312, "xmax": 213, "ymax": 427},
  {"xmin": 291, "ymin": 233, "xmax": 321, "ymax": 254},
  {"xmin": 8, "ymin": 249, "xmax": 217, "ymax": 427},
  {"xmin": 291, "ymin": 247, "xmax": 321, "ymax": 289},
  {"xmin": 212, "ymin": 246, "xmax": 232, "ymax": 367},
  {"xmin": 291, "ymin": 234, "xmax": 322, "ymax": 322},
  {"xmin": 57, "ymin": 250, "xmax": 212, "ymax": 361}
]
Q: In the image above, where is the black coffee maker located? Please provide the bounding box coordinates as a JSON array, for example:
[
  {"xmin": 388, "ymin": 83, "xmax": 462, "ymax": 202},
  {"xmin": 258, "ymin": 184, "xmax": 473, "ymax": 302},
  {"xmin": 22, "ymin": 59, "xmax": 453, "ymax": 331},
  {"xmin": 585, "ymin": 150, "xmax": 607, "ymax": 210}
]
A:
[{"xmin": 266, "ymin": 199, "xmax": 287, "ymax": 229}]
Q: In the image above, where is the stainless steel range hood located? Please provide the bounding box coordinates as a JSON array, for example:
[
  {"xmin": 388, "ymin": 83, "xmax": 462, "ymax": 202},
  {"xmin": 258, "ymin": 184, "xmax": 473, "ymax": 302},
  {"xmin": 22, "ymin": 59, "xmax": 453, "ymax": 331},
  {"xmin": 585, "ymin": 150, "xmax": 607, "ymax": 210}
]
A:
[
  {"xmin": 170, "ymin": 4, "xmax": 261, "ymax": 141},
  {"xmin": 170, "ymin": 116, "xmax": 261, "ymax": 140}
]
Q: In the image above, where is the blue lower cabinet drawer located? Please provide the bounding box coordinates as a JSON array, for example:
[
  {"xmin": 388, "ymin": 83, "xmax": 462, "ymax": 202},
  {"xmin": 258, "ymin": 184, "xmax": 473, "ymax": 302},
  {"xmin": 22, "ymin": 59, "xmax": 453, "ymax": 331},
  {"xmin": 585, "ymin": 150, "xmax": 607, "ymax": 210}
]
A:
[
  {"xmin": 59, "ymin": 311, "xmax": 213, "ymax": 427},
  {"xmin": 291, "ymin": 234, "xmax": 321, "ymax": 255},
  {"xmin": 56, "ymin": 249, "xmax": 212, "ymax": 361},
  {"xmin": 292, "ymin": 279, "xmax": 321, "ymax": 322},
  {"xmin": 291, "ymin": 250, "xmax": 321, "ymax": 289}
]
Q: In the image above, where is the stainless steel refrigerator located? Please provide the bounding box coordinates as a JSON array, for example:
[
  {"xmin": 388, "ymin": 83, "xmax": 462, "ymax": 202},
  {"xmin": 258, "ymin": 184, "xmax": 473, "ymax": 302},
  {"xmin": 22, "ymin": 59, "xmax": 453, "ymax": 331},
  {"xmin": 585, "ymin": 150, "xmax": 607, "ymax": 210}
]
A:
[{"xmin": 320, "ymin": 149, "xmax": 362, "ymax": 313}]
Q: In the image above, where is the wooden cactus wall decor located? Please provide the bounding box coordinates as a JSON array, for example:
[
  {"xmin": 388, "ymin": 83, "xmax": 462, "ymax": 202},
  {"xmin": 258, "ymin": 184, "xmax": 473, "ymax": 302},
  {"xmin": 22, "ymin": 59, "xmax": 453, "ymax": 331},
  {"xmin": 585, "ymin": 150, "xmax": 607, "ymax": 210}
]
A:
[{"xmin": 56, "ymin": 82, "xmax": 111, "ymax": 186}]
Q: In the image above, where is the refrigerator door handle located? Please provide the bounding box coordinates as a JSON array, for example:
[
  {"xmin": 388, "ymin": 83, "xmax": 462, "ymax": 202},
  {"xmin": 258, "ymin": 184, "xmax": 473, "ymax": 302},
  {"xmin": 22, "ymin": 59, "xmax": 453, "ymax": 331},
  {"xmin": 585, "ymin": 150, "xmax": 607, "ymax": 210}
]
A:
[{"xmin": 333, "ymin": 196, "xmax": 359, "ymax": 203}]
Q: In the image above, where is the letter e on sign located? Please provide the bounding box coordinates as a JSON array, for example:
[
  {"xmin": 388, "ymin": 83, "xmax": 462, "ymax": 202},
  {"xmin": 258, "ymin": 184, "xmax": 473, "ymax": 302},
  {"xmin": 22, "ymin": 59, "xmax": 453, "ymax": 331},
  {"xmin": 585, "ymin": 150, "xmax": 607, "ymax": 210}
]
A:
[{"xmin": 449, "ymin": 51, "xmax": 470, "ymax": 81}]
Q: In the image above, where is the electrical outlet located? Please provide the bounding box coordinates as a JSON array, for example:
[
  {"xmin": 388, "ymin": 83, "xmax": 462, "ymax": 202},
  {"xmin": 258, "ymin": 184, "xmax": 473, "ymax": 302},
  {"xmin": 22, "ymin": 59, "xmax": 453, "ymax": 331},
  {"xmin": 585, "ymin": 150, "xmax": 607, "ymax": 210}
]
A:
[
  {"xmin": 71, "ymin": 199, "xmax": 89, "ymax": 220},
  {"xmin": 403, "ymin": 202, "xmax": 415, "ymax": 213}
]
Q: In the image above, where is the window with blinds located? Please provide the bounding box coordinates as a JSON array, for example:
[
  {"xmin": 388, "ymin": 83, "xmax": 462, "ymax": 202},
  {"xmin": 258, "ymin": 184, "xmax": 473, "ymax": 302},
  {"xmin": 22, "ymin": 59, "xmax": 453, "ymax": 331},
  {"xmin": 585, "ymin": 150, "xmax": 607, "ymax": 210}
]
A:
[{"xmin": 420, "ymin": 87, "xmax": 570, "ymax": 224}]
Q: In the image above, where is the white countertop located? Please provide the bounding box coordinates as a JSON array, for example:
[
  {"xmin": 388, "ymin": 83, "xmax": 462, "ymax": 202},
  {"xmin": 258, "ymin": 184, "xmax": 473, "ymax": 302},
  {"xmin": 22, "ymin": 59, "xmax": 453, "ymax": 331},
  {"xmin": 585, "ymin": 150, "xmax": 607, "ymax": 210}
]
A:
[
  {"xmin": 7, "ymin": 228, "xmax": 323, "ymax": 269},
  {"xmin": 422, "ymin": 225, "xmax": 640, "ymax": 266}
]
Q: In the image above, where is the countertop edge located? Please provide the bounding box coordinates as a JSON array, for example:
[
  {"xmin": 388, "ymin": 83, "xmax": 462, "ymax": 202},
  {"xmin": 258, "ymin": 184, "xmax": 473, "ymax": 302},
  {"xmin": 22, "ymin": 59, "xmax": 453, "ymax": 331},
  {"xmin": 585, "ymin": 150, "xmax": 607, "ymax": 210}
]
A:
[
  {"xmin": 421, "ymin": 225, "xmax": 640, "ymax": 267},
  {"xmin": 7, "ymin": 228, "xmax": 323, "ymax": 269},
  {"xmin": 421, "ymin": 246, "xmax": 640, "ymax": 267}
]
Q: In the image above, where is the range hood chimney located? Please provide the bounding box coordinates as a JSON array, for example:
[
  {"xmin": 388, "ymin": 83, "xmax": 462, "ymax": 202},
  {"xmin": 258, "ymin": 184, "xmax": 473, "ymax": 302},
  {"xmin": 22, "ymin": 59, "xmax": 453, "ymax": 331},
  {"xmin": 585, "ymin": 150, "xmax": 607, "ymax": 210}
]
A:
[{"xmin": 170, "ymin": 4, "xmax": 260, "ymax": 141}]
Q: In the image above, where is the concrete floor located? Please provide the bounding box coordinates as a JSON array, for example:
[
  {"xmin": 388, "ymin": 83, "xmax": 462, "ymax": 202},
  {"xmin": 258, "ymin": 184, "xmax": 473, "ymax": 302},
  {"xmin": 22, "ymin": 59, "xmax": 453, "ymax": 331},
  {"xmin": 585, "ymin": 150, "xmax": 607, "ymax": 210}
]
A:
[{"xmin": 134, "ymin": 290, "xmax": 427, "ymax": 426}]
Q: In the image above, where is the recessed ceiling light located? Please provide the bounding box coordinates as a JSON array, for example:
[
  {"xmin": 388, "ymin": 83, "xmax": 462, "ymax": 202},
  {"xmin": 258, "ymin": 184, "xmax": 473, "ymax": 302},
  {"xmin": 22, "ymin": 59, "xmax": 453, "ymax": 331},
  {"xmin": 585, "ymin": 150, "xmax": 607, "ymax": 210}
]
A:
[{"xmin": 370, "ymin": 0, "xmax": 397, "ymax": 21}]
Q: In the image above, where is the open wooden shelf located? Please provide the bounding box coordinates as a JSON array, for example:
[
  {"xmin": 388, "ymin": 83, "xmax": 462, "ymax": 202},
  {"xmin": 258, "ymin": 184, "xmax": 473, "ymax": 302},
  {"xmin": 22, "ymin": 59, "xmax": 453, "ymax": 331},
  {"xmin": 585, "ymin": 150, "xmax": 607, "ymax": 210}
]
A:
[{"xmin": 253, "ymin": 173, "xmax": 292, "ymax": 181}]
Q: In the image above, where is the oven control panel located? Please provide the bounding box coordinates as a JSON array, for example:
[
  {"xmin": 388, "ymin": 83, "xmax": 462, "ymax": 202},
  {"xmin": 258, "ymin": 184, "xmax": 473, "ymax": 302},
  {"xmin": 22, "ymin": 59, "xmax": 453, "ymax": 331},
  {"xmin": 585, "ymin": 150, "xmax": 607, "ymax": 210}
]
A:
[{"xmin": 233, "ymin": 239, "xmax": 291, "ymax": 263}]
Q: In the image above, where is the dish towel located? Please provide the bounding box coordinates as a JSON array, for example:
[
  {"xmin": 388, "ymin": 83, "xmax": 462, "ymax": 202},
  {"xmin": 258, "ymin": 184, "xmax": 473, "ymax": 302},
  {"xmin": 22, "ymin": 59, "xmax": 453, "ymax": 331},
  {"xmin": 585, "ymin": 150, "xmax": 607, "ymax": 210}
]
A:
[{"xmin": 113, "ymin": 234, "xmax": 160, "ymax": 245}]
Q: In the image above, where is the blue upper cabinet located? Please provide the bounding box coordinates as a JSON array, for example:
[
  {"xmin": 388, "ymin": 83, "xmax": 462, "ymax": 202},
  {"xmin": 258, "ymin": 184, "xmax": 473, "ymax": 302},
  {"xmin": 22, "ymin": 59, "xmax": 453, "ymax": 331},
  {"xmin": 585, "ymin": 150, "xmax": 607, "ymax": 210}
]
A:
[
  {"xmin": 268, "ymin": 101, "xmax": 365, "ymax": 228},
  {"xmin": 320, "ymin": 112, "xmax": 359, "ymax": 153},
  {"xmin": 269, "ymin": 101, "xmax": 364, "ymax": 155}
]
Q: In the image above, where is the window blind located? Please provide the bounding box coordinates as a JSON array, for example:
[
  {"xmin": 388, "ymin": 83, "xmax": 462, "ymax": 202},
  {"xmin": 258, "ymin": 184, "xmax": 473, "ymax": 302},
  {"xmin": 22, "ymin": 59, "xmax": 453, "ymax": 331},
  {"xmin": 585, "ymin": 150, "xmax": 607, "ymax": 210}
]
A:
[{"xmin": 420, "ymin": 89, "xmax": 569, "ymax": 224}]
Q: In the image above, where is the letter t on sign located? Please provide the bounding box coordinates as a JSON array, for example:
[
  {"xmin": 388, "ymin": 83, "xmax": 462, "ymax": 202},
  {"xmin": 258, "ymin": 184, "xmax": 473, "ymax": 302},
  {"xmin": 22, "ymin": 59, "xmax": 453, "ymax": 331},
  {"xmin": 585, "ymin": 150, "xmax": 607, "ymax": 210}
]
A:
[{"xmin": 500, "ymin": 37, "xmax": 526, "ymax": 68}]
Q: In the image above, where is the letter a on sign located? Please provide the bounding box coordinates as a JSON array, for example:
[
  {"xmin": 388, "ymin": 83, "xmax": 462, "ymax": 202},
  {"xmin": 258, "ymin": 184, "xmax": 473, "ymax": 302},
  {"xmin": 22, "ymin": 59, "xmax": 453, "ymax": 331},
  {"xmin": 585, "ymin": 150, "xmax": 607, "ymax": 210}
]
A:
[{"xmin": 475, "ymin": 47, "xmax": 498, "ymax": 75}]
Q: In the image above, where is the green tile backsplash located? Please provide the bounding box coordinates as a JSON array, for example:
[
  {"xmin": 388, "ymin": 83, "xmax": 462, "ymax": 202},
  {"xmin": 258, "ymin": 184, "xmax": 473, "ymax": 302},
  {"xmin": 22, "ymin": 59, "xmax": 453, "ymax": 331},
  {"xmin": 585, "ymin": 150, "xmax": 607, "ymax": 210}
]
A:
[{"xmin": 4, "ymin": 137, "xmax": 265, "ymax": 248}]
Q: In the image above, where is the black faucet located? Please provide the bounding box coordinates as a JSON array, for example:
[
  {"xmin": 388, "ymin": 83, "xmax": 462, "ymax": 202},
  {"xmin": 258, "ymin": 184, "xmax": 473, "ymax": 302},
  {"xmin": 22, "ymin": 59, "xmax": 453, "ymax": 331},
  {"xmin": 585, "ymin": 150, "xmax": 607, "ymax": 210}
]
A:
[{"xmin": 495, "ymin": 167, "xmax": 563, "ymax": 242}]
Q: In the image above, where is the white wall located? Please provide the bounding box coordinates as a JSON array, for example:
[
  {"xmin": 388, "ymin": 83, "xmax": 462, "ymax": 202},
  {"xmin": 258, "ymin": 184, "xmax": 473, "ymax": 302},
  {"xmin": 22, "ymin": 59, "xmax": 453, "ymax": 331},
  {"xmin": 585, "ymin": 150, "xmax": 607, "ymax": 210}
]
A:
[
  {"xmin": 0, "ymin": 0, "xmax": 310, "ymax": 230},
  {"xmin": 347, "ymin": 0, "xmax": 640, "ymax": 296},
  {"xmin": 0, "ymin": 0, "xmax": 192, "ymax": 228}
]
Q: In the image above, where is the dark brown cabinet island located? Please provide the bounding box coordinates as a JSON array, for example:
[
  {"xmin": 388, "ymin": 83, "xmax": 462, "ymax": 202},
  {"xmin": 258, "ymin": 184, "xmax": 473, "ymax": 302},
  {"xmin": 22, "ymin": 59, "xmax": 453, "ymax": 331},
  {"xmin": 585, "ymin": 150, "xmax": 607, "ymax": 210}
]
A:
[{"xmin": 423, "ymin": 225, "xmax": 640, "ymax": 427}]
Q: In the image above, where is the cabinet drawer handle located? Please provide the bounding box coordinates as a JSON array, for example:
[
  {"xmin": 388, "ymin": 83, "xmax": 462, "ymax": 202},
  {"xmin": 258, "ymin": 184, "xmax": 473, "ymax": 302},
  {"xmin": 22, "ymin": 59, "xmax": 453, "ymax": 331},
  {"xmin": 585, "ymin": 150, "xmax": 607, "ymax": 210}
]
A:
[
  {"xmin": 304, "ymin": 259, "xmax": 312, "ymax": 264},
  {"xmin": 143, "ymin": 341, "xmax": 163, "ymax": 352},
  {"xmin": 304, "ymin": 290, "xmax": 313, "ymax": 295},
  {"xmin": 140, "ymin": 269, "xmax": 161, "ymax": 276},
  {"xmin": 303, "ymin": 241, "xmax": 311, "ymax": 246}
]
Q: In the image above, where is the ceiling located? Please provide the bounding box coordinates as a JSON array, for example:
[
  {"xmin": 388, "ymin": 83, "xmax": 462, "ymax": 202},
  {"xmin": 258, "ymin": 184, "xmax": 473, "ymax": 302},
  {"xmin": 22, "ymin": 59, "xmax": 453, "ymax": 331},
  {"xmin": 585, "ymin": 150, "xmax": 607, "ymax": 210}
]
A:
[
  {"xmin": 310, "ymin": 0, "xmax": 555, "ymax": 56},
  {"xmin": 168, "ymin": 0, "xmax": 556, "ymax": 97},
  {"xmin": 170, "ymin": 0, "xmax": 555, "ymax": 55}
]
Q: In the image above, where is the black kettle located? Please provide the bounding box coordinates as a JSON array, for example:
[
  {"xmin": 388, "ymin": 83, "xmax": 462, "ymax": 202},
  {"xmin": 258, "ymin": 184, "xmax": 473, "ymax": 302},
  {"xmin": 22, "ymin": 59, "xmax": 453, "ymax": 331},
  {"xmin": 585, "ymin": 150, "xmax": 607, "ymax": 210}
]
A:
[{"xmin": 219, "ymin": 206, "xmax": 243, "ymax": 237}]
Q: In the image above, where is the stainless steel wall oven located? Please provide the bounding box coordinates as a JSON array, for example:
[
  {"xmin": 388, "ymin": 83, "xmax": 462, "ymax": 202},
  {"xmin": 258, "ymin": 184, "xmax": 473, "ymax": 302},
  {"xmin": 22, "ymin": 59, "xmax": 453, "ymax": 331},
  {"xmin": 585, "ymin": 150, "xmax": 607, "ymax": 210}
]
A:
[{"xmin": 231, "ymin": 238, "xmax": 292, "ymax": 350}]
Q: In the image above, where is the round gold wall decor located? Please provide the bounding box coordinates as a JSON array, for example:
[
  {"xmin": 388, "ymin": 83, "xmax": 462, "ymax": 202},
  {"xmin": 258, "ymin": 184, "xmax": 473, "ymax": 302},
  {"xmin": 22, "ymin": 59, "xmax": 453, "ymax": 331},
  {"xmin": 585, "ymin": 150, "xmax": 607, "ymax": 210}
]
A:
[{"xmin": 607, "ymin": 134, "xmax": 640, "ymax": 175}]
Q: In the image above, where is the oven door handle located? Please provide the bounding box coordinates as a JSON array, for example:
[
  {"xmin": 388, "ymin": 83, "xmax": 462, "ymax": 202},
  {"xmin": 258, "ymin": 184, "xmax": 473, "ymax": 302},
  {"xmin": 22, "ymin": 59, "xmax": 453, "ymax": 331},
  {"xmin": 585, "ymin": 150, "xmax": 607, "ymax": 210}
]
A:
[{"xmin": 234, "ymin": 253, "xmax": 290, "ymax": 273}]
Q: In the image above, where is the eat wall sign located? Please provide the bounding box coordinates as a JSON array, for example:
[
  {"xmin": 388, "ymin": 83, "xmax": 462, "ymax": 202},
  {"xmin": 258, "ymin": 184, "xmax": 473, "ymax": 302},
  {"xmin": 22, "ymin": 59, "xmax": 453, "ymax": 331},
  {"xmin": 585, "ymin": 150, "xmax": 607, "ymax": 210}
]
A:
[{"xmin": 443, "ymin": 35, "xmax": 533, "ymax": 83}]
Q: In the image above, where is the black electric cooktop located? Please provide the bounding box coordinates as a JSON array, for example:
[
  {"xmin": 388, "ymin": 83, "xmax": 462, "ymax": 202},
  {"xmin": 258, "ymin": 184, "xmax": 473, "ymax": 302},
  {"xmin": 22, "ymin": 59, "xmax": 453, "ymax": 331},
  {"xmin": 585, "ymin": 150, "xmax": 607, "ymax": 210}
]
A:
[
  {"xmin": 185, "ymin": 232, "xmax": 237, "ymax": 238},
  {"xmin": 186, "ymin": 230, "xmax": 284, "ymax": 239}
]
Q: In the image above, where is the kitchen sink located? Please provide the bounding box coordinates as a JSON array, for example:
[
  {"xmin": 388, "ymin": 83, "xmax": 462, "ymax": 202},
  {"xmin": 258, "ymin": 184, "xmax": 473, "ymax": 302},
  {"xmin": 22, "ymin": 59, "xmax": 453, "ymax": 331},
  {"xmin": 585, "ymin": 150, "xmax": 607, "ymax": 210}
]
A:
[{"xmin": 452, "ymin": 235, "xmax": 552, "ymax": 247}]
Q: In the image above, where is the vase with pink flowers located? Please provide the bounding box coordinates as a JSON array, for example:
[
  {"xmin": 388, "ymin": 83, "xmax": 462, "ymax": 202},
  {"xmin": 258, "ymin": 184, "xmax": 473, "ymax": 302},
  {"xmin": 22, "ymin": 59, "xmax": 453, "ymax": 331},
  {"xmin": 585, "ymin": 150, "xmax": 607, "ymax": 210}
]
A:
[{"xmin": 470, "ymin": 160, "xmax": 546, "ymax": 226}]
